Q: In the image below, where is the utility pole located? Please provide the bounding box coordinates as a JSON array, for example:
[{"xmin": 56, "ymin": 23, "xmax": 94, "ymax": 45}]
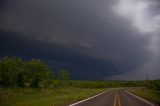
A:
[{"xmin": 146, "ymin": 72, "xmax": 149, "ymax": 80}]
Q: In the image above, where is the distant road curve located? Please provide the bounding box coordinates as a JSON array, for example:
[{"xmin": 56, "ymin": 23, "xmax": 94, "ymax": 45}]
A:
[{"xmin": 69, "ymin": 89, "xmax": 158, "ymax": 106}]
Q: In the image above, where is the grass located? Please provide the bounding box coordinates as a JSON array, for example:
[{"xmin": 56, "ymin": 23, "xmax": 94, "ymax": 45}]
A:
[
  {"xmin": 129, "ymin": 88, "xmax": 160, "ymax": 105},
  {"xmin": 0, "ymin": 88, "xmax": 108, "ymax": 106}
]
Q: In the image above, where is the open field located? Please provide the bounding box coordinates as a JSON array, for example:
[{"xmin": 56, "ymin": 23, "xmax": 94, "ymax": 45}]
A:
[
  {"xmin": 0, "ymin": 88, "xmax": 108, "ymax": 106},
  {"xmin": 129, "ymin": 89, "xmax": 160, "ymax": 105}
]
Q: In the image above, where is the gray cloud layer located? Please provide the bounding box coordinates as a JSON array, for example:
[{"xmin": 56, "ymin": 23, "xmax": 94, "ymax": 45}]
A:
[{"xmin": 0, "ymin": 0, "xmax": 160, "ymax": 79}]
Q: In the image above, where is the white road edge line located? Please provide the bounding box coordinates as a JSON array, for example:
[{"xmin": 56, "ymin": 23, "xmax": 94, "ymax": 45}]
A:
[
  {"xmin": 124, "ymin": 90, "xmax": 156, "ymax": 106},
  {"xmin": 69, "ymin": 90, "xmax": 109, "ymax": 106}
]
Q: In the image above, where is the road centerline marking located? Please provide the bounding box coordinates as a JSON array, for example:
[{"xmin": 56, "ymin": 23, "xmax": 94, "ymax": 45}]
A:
[
  {"xmin": 118, "ymin": 94, "xmax": 121, "ymax": 106},
  {"xmin": 114, "ymin": 91, "xmax": 117, "ymax": 106}
]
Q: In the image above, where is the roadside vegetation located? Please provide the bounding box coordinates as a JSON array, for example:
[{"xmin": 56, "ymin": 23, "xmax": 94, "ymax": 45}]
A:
[
  {"xmin": 0, "ymin": 88, "xmax": 107, "ymax": 106},
  {"xmin": 129, "ymin": 89, "xmax": 160, "ymax": 105},
  {"xmin": 0, "ymin": 57, "xmax": 160, "ymax": 106}
]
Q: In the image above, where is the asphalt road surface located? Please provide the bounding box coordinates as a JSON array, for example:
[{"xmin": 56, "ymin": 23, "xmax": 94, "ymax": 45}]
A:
[{"xmin": 69, "ymin": 89, "xmax": 158, "ymax": 106}]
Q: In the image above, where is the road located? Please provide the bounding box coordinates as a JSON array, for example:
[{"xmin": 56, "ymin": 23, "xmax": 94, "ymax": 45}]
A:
[{"xmin": 69, "ymin": 89, "xmax": 158, "ymax": 106}]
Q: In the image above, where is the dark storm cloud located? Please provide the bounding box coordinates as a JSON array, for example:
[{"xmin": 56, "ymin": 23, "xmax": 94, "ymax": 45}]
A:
[
  {"xmin": 0, "ymin": 30, "xmax": 120, "ymax": 79},
  {"xmin": 0, "ymin": 0, "xmax": 159, "ymax": 79}
]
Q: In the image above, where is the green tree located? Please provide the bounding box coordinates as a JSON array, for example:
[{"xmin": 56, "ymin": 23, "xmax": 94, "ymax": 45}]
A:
[
  {"xmin": 57, "ymin": 69, "xmax": 70, "ymax": 80},
  {"xmin": 27, "ymin": 59, "xmax": 53, "ymax": 88},
  {"xmin": 57, "ymin": 69, "xmax": 70, "ymax": 88},
  {"xmin": 0, "ymin": 57, "xmax": 24, "ymax": 87},
  {"xmin": 42, "ymin": 70, "xmax": 54, "ymax": 88},
  {"xmin": 16, "ymin": 71, "xmax": 26, "ymax": 87}
]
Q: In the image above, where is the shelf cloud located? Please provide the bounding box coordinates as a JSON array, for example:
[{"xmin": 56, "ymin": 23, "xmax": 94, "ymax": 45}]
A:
[{"xmin": 0, "ymin": 0, "xmax": 160, "ymax": 80}]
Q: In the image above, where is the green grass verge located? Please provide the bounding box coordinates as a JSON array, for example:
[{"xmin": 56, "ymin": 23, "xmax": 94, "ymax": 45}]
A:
[
  {"xmin": 0, "ymin": 88, "xmax": 108, "ymax": 106},
  {"xmin": 129, "ymin": 89, "xmax": 160, "ymax": 105}
]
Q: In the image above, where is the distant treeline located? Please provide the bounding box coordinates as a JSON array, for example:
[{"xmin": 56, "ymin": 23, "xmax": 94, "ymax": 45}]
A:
[
  {"xmin": 53, "ymin": 80, "xmax": 160, "ymax": 91},
  {"xmin": 0, "ymin": 57, "xmax": 160, "ymax": 91}
]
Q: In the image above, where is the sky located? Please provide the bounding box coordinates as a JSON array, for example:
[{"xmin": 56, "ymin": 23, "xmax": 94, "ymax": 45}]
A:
[{"xmin": 0, "ymin": 0, "xmax": 160, "ymax": 80}]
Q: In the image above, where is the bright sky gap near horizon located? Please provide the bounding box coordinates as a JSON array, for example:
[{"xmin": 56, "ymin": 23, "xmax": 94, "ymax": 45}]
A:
[{"xmin": 0, "ymin": 0, "xmax": 160, "ymax": 80}]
